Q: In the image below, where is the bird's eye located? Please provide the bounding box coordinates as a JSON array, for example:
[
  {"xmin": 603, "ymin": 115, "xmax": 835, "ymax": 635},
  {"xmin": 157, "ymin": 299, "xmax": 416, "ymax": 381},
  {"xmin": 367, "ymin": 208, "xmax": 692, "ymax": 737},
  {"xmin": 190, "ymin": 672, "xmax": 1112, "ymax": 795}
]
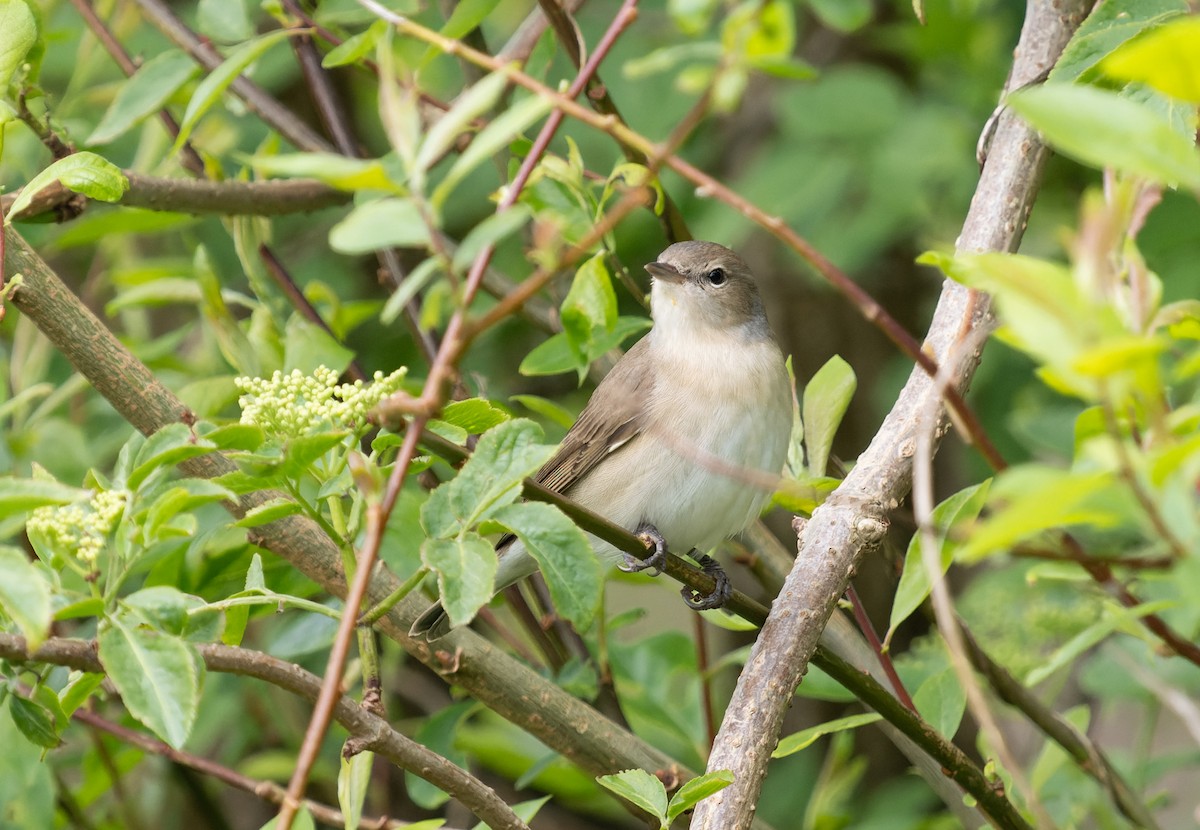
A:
[{"xmin": 706, "ymin": 267, "xmax": 727, "ymax": 286}]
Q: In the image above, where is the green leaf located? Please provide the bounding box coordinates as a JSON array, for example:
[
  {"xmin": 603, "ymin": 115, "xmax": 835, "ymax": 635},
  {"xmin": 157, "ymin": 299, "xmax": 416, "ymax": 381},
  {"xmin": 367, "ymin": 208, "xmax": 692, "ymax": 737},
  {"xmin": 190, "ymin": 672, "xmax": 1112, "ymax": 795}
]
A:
[
  {"xmin": 282, "ymin": 315, "xmax": 355, "ymax": 375},
  {"xmin": 59, "ymin": 672, "xmax": 105, "ymax": 717},
  {"xmin": 420, "ymin": 533, "xmax": 496, "ymax": 629},
  {"xmin": 451, "ymin": 205, "xmax": 532, "ymax": 273},
  {"xmin": 128, "ymin": 423, "xmax": 216, "ymax": 490},
  {"xmin": 98, "ymin": 617, "xmax": 203, "ymax": 748},
  {"xmin": 234, "ymin": 497, "xmax": 302, "ymax": 527},
  {"xmin": 491, "ymin": 502, "xmax": 601, "ymax": 631},
  {"xmin": 144, "ymin": 479, "xmax": 236, "ymax": 542},
  {"xmin": 338, "ymin": 749, "xmax": 373, "ymax": 830},
  {"xmin": 431, "ymin": 92, "xmax": 553, "ymax": 209},
  {"xmin": 802, "ymin": 355, "xmax": 856, "ymax": 476},
  {"xmin": 913, "ymin": 667, "xmax": 966, "ymax": 739},
  {"xmin": 519, "ymin": 316, "xmax": 650, "ymax": 378},
  {"xmin": 204, "ymin": 423, "xmax": 266, "ymax": 451},
  {"xmin": 197, "ymin": 0, "xmax": 252, "ymax": 43},
  {"xmin": 1006, "ymin": 84, "xmax": 1200, "ymax": 188},
  {"xmin": 1101, "ymin": 16, "xmax": 1200, "ymax": 103},
  {"xmin": 561, "ymin": 252, "xmax": 618, "ymax": 351},
  {"xmin": 439, "ymin": 0, "xmax": 501, "ymax": 40},
  {"xmin": 420, "ymin": 419, "xmax": 554, "ymax": 538},
  {"xmin": 322, "ymin": 20, "xmax": 385, "ymax": 68},
  {"xmin": 281, "ymin": 432, "xmax": 350, "ymax": 479},
  {"xmin": 6, "ymin": 152, "xmax": 129, "ymax": 221},
  {"xmin": 8, "ymin": 696, "xmax": 59, "ymax": 749},
  {"xmin": 666, "ymin": 770, "xmax": 735, "ymax": 823},
  {"xmin": 1050, "ymin": 0, "xmax": 1187, "ymax": 83},
  {"xmin": 88, "ymin": 51, "xmax": 200, "ymax": 145},
  {"xmin": 414, "ymin": 69, "xmax": 509, "ymax": 180},
  {"xmin": 0, "ymin": 546, "xmax": 49, "ymax": 652},
  {"xmin": 510, "ymin": 394, "xmax": 575, "ymax": 429},
  {"xmin": 381, "ymin": 256, "xmax": 442, "ymax": 325},
  {"xmin": 886, "ymin": 480, "xmax": 990, "ymax": 643},
  {"xmin": 0, "ymin": 0, "xmax": 37, "ymax": 90},
  {"xmin": 959, "ymin": 466, "xmax": 1119, "ymax": 562},
  {"xmin": 173, "ymin": 29, "xmax": 293, "ymax": 153},
  {"xmin": 246, "ymin": 152, "xmax": 395, "ymax": 192},
  {"xmin": 329, "ymin": 197, "xmax": 431, "ymax": 254},
  {"xmin": 772, "ymin": 712, "xmax": 883, "ymax": 758},
  {"xmin": 0, "ymin": 478, "xmax": 87, "ymax": 519},
  {"xmin": 407, "ymin": 701, "xmax": 473, "ymax": 808},
  {"xmin": 439, "ymin": 398, "xmax": 511, "ymax": 434},
  {"xmin": 596, "ymin": 769, "xmax": 669, "ymax": 824},
  {"xmin": 123, "ymin": 586, "xmax": 192, "ymax": 635},
  {"xmin": 807, "ymin": 0, "xmax": 872, "ymax": 33}
]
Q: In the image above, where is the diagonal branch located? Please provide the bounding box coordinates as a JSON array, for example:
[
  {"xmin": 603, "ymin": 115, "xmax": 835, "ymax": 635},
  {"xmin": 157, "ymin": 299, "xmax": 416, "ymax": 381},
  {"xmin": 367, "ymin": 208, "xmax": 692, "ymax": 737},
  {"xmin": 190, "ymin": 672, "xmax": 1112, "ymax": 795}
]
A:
[
  {"xmin": 0, "ymin": 634, "xmax": 524, "ymax": 830},
  {"xmin": 689, "ymin": 2, "xmax": 1093, "ymax": 828}
]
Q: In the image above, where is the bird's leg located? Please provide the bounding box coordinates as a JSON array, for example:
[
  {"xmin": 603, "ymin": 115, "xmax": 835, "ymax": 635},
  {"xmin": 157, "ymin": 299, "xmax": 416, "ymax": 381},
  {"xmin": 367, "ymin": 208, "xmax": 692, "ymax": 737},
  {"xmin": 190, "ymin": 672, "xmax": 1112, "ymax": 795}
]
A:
[
  {"xmin": 620, "ymin": 522, "xmax": 669, "ymax": 576},
  {"xmin": 680, "ymin": 552, "xmax": 732, "ymax": 611}
]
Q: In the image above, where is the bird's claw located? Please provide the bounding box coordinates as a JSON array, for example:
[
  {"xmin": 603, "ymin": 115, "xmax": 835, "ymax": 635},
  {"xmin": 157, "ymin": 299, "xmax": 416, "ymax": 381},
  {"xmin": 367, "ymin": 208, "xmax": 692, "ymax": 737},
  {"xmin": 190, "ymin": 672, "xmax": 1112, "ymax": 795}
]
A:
[
  {"xmin": 681, "ymin": 553, "xmax": 732, "ymax": 611},
  {"xmin": 620, "ymin": 522, "xmax": 668, "ymax": 576}
]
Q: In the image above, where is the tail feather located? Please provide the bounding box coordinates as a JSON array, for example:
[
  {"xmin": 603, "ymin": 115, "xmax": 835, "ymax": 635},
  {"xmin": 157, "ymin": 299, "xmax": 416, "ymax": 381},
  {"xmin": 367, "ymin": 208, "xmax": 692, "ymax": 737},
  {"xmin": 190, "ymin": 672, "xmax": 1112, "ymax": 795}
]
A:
[{"xmin": 410, "ymin": 601, "xmax": 453, "ymax": 641}]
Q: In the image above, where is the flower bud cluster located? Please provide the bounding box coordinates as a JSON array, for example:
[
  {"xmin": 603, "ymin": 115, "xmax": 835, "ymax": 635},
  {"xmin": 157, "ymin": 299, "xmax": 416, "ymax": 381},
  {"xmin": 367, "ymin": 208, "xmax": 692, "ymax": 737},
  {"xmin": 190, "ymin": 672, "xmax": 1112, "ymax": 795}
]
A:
[{"xmin": 235, "ymin": 366, "xmax": 408, "ymax": 437}]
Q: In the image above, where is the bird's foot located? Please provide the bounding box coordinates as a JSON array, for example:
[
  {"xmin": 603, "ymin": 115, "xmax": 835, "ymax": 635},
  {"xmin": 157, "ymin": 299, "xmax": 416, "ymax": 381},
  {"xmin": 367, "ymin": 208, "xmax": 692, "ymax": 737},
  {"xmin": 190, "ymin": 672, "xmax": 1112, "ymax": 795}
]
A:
[
  {"xmin": 620, "ymin": 522, "xmax": 668, "ymax": 577},
  {"xmin": 680, "ymin": 553, "xmax": 732, "ymax": 611}
]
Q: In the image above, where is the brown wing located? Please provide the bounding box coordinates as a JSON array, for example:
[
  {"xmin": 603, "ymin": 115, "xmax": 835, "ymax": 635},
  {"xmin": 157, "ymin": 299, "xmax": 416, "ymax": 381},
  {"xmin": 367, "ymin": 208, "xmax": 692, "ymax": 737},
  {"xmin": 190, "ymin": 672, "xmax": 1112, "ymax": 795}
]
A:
[{"xmin": 533, "ymin": 336, "xmax": 655, "ymax": 496}]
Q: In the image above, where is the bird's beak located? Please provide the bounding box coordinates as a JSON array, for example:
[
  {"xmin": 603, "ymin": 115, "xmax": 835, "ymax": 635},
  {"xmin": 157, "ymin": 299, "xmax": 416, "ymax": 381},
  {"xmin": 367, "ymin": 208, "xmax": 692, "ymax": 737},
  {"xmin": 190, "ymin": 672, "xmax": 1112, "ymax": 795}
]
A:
[{"xmin": 645, "ymin": 261, "xmax": 685, "ymax": 284}]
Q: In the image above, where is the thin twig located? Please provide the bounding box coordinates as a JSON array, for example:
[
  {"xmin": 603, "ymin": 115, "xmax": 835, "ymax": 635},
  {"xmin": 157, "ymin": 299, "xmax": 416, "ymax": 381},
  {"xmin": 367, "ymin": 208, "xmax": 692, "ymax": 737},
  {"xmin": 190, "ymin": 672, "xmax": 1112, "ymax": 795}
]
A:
[{"xmin": 845, "ymin": 584, "xmax": 915, "ymax": 711}]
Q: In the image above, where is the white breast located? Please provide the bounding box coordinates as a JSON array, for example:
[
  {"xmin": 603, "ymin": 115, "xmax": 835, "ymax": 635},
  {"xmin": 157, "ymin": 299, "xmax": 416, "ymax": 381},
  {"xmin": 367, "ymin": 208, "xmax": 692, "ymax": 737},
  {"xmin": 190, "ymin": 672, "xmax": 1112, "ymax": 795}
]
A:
[{"xmin": 568, "ymin": 321, "xmax": 792, "ymax": 560}]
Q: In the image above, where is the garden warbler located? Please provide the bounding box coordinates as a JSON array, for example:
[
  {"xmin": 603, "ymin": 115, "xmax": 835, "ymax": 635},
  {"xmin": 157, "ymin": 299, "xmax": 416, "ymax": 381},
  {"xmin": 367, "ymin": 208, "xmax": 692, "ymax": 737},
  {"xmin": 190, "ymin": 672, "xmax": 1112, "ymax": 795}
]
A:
[{"xmin": 411, "ymin": 241, "xmax": 793, "ymax": 639}]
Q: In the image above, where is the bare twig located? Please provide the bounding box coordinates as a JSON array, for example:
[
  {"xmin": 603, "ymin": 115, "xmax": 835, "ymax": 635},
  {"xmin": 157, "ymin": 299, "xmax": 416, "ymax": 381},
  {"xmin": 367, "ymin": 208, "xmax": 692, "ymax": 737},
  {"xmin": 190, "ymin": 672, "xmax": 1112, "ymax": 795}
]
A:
[
  {"xmin": 130, "ymin": 0, "xmax": 334, "ymax": 153},
  {"xmin": 689, "ymin": 3, "xmax": 1092, "ymax": 828}
]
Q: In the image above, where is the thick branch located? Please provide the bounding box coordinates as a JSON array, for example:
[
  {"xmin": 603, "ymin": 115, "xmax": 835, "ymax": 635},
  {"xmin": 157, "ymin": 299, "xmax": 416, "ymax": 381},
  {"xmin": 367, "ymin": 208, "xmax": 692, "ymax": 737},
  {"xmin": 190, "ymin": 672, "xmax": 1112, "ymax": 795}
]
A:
[
  {"xmin": 0, "ymin": 634, "xmax": 524, "ymax": 830},
  {"xmin": 690, "ymin": 2, "xmax": 1093, "ymax": 828},
  {"xmin": 2, "ymin": 172, "xmax": 348, "ymax": 220}
]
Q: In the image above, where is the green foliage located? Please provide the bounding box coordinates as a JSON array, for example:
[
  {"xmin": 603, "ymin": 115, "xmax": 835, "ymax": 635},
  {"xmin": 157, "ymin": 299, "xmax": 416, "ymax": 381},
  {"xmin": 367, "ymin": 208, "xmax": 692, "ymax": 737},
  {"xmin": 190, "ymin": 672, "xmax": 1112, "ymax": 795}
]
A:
[{"xmin": 3, "ymin": 1, "xmax": 1200, "ymax": 828}]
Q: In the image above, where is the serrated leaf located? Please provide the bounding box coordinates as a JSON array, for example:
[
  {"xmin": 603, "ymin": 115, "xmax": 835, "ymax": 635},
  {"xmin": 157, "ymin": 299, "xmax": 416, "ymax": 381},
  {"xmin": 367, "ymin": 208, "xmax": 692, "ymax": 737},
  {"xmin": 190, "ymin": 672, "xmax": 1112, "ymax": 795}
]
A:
[
  {"xmin": 491, "ymin": 502, "xmax": 601, "ymax": 631},
  {"xmin": 282, "ymin": 315, "xmax": 355, "ymax": 375},
  {"xmin": 802, "ymin": 355, "xmax": 856, "ymax": 476},
  {"xmin": 1050, "ymin": 0, "xmax": 1188, "ymax": 83},
  {"xmin": 439, "ymin": 398, "xmax": 511, "ymax": 434},
  {"xmin": 173, "ymin": 29, "xmax": 293, "ymax": 153},
  {"xmin": 329, "ymin": 197, "xmax": 431, "ymax": 254},
  {"xmin": 0, "ymin": 479, "xmax": 88, "ymax": 518},
  {"xmin": 123, "ymin": 586, "xmax": 192, "ymax": 635},
  {"xmin": 6, "ymin": 153, "xmax": 129, "ymax": 221},
  {"xmin": 666, "ymin": 770, "xmax": 734, "ymax": 822},
  {"xmin": 234, "ymin": 497, "xmax": 302, "ymax": 527},
  {"xmin": 88, "ymin": 51, "xmax": 200, "ymax": 145},
  {"xmin": 772, "ymin": 712, "xmax": 882, "ymax": 758},
  {"xmin": 597, "ymin": 769, "xmax": 669, "ymax": 822},
  {"xmin": 431, "ymin": 92, "xmax": 553, "ymax": 209},
  {"xmin": 98, "ymin": 617, "xmax": 202, "ymax": 748},
  {"xmin": 203, "ymin": 423, "xmax": 266, "ymax": 451},
  {"xmin": 420, "ymin": 419, "xmax": 554, "ymax": 538},
  {"xmin": 1101, "ymin": 15, "xmax": 1200, "ymax": 102},
  {"xmin": 886, "ymin": 480, "xmax": 990, "ymax": 642},
  {"xmin": 519, "ymin": 316, "xmax": 650, "ymax": 378},
  {"xmin": 0, "ymin": 547, "xmax": 51, "ymax": 649},
  {"xmin": 1006, "ymin": 84, "xmax": 1200, "ymax": 188},
  {"xmin": 420, "ymin": 533, "xmax": 496, "ymax": 629}
]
